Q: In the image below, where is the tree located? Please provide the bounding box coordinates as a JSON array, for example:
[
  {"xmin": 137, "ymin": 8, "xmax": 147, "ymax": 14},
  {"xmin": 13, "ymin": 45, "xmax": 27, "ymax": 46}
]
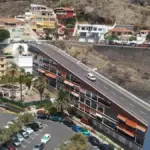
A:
[
  {"xmin": 18, "ymin": 113, "xmax": 34, "ymax": 125},
  {"xmin": 0, "ymin": 29, "xmax": 10, "ymax": 42},
  {"xmin": 146, "ymin": 33, "xmax": 150, "ymax": 41},
  {"xmin": 44, "ymin": 102, "xmax": 57, "ymax": 114},
  {"xmin": 55, "ymin": 89, "xmax": 71, "ymax": 113},
  {"xmin": 59, "ymin": 133, "xmax": 88, "ymax": 150},
  {"xmin": 17, "ymin": 45, "xmax": 24, "ymax": 55},
  {"xmin": 34, "ymin": 76, "xmax": 47, "ymax": 101},
  {"xmin": 24, "ymin": 76, "xmax": 33, "ymax": 94},
  {"xmin": 19, "ymin": 68, "xmax": 25, "ymax": 102},
  {"xmin": 8, "ymin": 62, "xmax": 18, "ymax": 100}
]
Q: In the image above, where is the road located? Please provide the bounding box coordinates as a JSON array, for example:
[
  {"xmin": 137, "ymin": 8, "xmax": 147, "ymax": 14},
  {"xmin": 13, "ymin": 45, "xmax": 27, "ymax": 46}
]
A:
[
  {"xmin": 18, "ymin": 120, "xmax": 98, "ymax": 150},
  {"xmin": 28, "ymin": 42, "xmax": 150, "ymax": 126}
]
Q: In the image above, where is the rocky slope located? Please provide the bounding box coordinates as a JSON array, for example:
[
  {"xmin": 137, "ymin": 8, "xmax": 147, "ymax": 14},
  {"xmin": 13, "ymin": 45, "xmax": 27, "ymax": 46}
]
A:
[{"xmin": 0, "ymin": 0, "xmax": 150, "ymax": 28}]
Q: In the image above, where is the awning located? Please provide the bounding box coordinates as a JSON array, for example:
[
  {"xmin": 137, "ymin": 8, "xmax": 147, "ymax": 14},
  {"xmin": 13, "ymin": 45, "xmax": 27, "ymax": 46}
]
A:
[
  {"xmin": 45, "ymin": 72, "xmax": 56, "ymax": 79},
  {"xmin": 71, "ymin": 91, "xmax": 79, "ymax": 97},
  {"xmin": 64, "ymin": 80, "xmax": 74, "ymax": 87},
  {"xmin": 136, "ymin": 125, "xmax": 146, "ymax": 133},
  {"xmin": 96, "ymin": 113, "xmax": 103, "ymax": 118},
  {"xmin": 117, "ymin": 125, "xmax": 135, "ymax": 137},
  {"xmin": 38, "ymin": 69, "xmax": 45, "ymax": 73},
  {"xmin": 126, "ymin": 120, "xmax": 137, "ymax": 129},
  {"xmin": 123, "ymin": 128, "xmax": 134, "ymax": 137},
  {"xmin": 117, "ymin": 114, "xmax": 127, "ymax": 122}
]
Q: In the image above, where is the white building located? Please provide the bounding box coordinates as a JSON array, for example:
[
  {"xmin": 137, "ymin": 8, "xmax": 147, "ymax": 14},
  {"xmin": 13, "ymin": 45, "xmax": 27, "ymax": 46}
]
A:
[
  {"xmin": 73, "ymin": 23, "xmax": 110, "ymax": 43},
  {"xmin": 3, "ymin": 43, "xmax": 33, "ymax": 74}
]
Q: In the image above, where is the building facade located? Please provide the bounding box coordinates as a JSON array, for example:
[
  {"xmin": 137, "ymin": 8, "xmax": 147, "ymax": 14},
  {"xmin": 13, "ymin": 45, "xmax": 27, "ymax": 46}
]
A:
[
  {"xmin": 0, "ymin": 55, "xmax": 7, "ymax": 78},
  {"xmin": 29, "ymin": 47, "xmax": 146, "ymax": 150},
  {"xmin": 29, "ymin": 4, "xmax": 56, "ymax": 34},
  {"xmin": 74, "ymin": 24, "xmax": 109, "ymax": 43}
]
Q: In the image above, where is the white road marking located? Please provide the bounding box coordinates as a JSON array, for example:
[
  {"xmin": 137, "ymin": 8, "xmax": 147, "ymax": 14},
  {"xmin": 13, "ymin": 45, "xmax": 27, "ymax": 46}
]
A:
[
  {"xmin": 112, "ymin": 92, "xmax": 116, "ymax": 95},
  {"xmin": 140, "ymin": 110, "xmax": 146, "ymax": 114},
  {"xmin": 120, "ymin": 97, "xmax": 125, "ymax": 101},
  {"xmin": 24, "ymin": 139, "xmax": 30, "ymax": 143},
  {"xmin": 29, "ymin": 135, "xmax": 34, "ymax": 139},
  {"xmin": 130, "ymin": 104, "xmax": 134, "ymax": 107},
  {"xmin": 21, "ymin": 144, "xmax": 26, "ymax": 148},
  {"xmin": 104, "ymin": 86, "xmax": 108, "ymax": 89}
]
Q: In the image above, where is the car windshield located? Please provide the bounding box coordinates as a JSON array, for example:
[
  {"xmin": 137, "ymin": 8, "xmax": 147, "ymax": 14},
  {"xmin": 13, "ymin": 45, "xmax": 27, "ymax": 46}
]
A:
[
  {"xmin": 34, "ymin": 145, "xmax": 40, "ymax": 148},
  {"xmin": 43, "ymin": 136, "xmax": 48, "ymax": 140}
]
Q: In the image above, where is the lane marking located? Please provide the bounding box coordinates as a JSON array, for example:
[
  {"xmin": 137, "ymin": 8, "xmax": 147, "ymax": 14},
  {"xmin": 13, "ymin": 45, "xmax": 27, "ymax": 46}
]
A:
[
  {"xmin": 24, "ymin": 139, "xmax": 30, "ymax": 143},
  {"xmin": 120, "ymin": 97, "xmax": 125, "ymax": 101},
  {"xmin": 112, "ymin": 92, "xmax": 116, "ymax": 95},
  {"xmin": 104, "ymin": 86, "xmax": 108, "ymax": 90},
  {"xmin": 140, "ymin": 110, "xmax": 146, "ymax": 114},
  {"xmin": 130, "ymin": 104, "xmax": 134, "ymax": 107},
  {"xmin": 21, "ymin": 144, "xmax": 26, "ymax": 148}
]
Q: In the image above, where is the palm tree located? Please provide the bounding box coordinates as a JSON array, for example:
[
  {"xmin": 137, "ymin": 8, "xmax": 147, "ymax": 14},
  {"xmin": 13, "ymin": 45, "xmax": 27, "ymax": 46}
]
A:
[
  {"xmin": 17, "ymin": 45, "xmax": 24, "ymax": 55},
  {"xmin": 54, "ymin": 89, "xmax": 71, "ymax": 113},
  {"xmin": 8, "ymin": 62, "xmax": 18, "ymax": 100},
  {"xmin": 34, "ymin": 76, "xmax": 47, "ymax": 101},
  {"xmin": 19, "ymin": 68, "xmax": 25, "ymax": 102},
  {"xmin": 24, "ymin": 76, "xmax": 33, "ymax": 94}
]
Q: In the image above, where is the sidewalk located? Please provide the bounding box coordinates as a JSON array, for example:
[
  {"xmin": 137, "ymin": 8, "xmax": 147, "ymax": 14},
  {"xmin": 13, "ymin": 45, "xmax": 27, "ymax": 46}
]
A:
[{"xmin": 72, "ymin": 117, "xmax": 123, "ymax": 150}]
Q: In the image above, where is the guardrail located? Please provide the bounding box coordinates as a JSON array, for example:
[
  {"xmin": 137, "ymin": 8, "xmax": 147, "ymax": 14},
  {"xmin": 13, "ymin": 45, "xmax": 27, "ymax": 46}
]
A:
[{"xmin": 47, "ymin": 43, "xmax": 150, "ymax": 110}]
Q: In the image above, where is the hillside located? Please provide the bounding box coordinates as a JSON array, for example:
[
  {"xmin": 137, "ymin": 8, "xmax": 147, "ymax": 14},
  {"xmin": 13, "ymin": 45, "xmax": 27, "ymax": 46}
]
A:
[{"xmin": 0, "ymin": 0, "xmax": 150, "ymax": 28}]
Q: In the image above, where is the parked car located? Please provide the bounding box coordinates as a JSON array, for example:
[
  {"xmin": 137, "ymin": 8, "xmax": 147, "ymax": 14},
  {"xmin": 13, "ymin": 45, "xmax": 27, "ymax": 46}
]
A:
[
  {"xmin": 11, "ymin": 137, "xmax": 21, "ymax": 147},
  {"xmin": 49, "ymin": 116, "xmax": 63, "ymax": 122},
  {"xmin": 87, "ymin": 73, "xmax": 96, "ymax": 81},
  {"xmin": 35, "ymin": 121, "xmax": 43, "ymax": 129},
  {"xmin": 98, "ymin": 144, "xmax": 114, "ymax": 150},
  {"xmin": 27, "ymin": 122, "xmax": 39, "ymax": 131},
  {"xmin": 88, "ymin": 136, "xmax": 101, "ymax": 147},
  {"xmin": 41, "ymin": 134, "xmax": 51, "ymax": 144},
  {"xmin": 2, "ymin": 141, "xmax": 16, "ymax": 150},
  {"xmin": 37, "ymin": 114, "xmax": 48, "ymax": 120},
  {"xmin": 19, "ymin": 130, "xmax": 29, "ymax": 138},
  {"xmin": 72, "ymin": 125, "xmax": 90, "ymax": 136},
  {"xmin": 32, "ymin": 143, "xmax": 44, "ymax": 150},
  {"xmin": 63, "ymin": 118, "xmax": 76, "ymax": 127},
  {"xmin": 16, "ymin": 133, "xmax": 24, "ymax": 142},
  {"xmin": 22, "ymin": 126, "xmax": 34, "ymax": 134}
]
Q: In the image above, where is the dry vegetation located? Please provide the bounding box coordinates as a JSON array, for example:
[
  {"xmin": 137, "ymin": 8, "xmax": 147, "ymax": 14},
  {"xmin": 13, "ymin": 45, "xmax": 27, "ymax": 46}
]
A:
[
  {"xmin": 0, "ymin": 0, "xmax": 150, "ymax": 28},
  {"xmin": 62, "ymin": 44, "xmax": 150, "ymax": 103}
]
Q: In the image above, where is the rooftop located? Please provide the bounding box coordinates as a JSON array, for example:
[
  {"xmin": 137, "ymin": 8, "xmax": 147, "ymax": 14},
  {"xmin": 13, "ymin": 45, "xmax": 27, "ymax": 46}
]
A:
[
  {"xmin": 54, "ymin": 7, "xmax": 74, "ymax": 11},
  {"xmin": 0, "ymin": 17, "xmax": 24, "ymax": 24},
  {"xmin": 109, "ymin": 27, "xmax": 133, "ymax": 33}
]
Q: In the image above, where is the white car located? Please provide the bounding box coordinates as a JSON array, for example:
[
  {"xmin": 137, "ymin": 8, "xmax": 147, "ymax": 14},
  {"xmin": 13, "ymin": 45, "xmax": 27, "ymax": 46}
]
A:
[
  {"xmin": 87, "ymin": 73, "xmax": 96, "ymax": 81},
  {"xmin": 41, "ymin": 134, "xmax": 51, "ymax": 144},
  {"xmin": 22, "ymin": 126, "xmax": 34, "ymax": 135}
]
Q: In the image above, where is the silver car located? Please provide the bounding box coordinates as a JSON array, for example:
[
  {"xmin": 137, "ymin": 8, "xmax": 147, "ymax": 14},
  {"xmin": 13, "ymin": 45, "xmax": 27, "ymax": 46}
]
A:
[{"xmin": 16, "ymin": 133, "xmax": 24, "ymax": 142}]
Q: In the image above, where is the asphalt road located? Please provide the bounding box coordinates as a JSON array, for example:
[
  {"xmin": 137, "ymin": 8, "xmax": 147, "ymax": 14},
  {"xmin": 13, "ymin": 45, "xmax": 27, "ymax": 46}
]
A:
[
  {"xmin": 0, "ymin": 113, "xmax": 16, "ymax": 128},
  {"xmin": 29, "ymin": 42, "xmax": 150, "ymax": 126},
  {"xmin": 18, "ymin": 120, "xmax": 98, "ymax": 150}
]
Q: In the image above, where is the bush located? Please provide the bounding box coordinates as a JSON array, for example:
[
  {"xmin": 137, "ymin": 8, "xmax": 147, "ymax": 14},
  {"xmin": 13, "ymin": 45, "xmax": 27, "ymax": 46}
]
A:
[
  {"xmin": 5, "ymin": 103, "xmax": 24, "ymax": 112},
  {"xmin": 0, "ymin": 29, "xmax": 10, "ymax": 42}
]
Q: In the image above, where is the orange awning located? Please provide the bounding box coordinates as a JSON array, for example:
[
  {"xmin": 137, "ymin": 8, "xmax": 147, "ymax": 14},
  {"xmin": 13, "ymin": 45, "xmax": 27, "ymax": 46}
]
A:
[
  {"xmin": 123, "ymin": 128, "xmax": 134, "ymax": 137},
  {"xmin": 136, "ymin": 125, "xmax": 147, "ymax": 133},
  {"xmin": 64, "ymin": 80, "xmax": 74, "ymax": 87},
  {"xmin": 117, "ymin": 125, "xmax": 134, "ymax": 137},
  {"xmin": 117, "ymin": 114, "xmax": 127, "ymax": 122},
  {"xmin": 38, "ymin": 69, "xmax": 45, "ymax": 73},
  {"xmin": 45, "ymin": 72, "xmax": 56, "ymax": 79},
  {"xmin": 71, "ymin": 91, "xmax": 79, "ymax": 97},
  {"xmin": 126, "ymin": 120, "xmax": 137, "ymax": 129}
]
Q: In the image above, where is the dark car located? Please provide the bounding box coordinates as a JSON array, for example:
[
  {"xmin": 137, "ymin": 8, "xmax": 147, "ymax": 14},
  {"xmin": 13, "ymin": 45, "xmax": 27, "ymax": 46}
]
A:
[
  {"xmin": 63, "ymin": 118, "xmax": 76, "ymax": 127},
  {"xmin": 32, "ymin": 143, "xmax": 44, "ymax": 150},
  {"xmin": 27, "ymin": 123, "xmax": 39, "ymax": 131},
  {"xmin": 88, "ymin": 136, "xmax": 101, "ymax": 147},
  {"xmin": 98, "ymin": 144, "xmax": 114, "ymax": 150},
  {"xmin": 37, "ymin": 114, "xmax": 48, "ymax": 120}
]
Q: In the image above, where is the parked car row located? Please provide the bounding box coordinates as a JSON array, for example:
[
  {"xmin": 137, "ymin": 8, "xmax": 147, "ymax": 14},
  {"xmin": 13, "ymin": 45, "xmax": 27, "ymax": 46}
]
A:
[{"xmin": 0, "ymin": 121, "xmax": 44, "ymax": 150}]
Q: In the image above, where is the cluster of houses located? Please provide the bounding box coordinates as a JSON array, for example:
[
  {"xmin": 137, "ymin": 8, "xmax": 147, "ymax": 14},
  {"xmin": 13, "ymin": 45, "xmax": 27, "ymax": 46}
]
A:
[{"xmin": 0, "ymin": 4, "xmax": 150, "ymax": 45}]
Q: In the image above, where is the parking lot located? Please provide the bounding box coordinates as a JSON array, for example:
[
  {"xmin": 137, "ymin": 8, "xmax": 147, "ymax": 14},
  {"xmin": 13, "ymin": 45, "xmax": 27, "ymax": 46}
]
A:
[
  {"xmin": 17, "ymin": 119, "xmax": 98, "ymax": 150},
  {"xmin": 0, "ymin": 113, "xmax": 98, "ymax": 150}
]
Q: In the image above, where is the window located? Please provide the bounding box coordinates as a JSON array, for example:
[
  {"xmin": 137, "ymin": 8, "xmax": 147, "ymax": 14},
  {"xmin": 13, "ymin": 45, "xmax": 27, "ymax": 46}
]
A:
[
  {"xmin": 86, "ymin": 90, "xmax": 91, "ymax": 98},
  {"xmin": 91, "ymin": 101, "xmax": 97, "ymax": 110},
  {"xmin": 86, "ymin": 99, "xmax": 90, "ymax": 106},
  {"xmin": 93, "ymin": 27, "xmax": 97, "ymax": 31},
  {"xmin": 1, "ymin": 65, "xmax": 4, "ymax": 68},
  {"xmin": 0, "ymin": 58, "xmax": 3, "ymax": 61},
  {"xmin": 103, "ymin": 118, "xmax": 116, "ymax": 129},
  {"xmin": 71, "ymin": 76, "xmax": 80, "ymax": 84},
  {"xmin": 66, "ymin": 73, "xmax": 70, "ymax": 80},
  {"xmin": 74, "ymin": 86, "xmax": 80, "ymax": 93},
  {"xmin": 81, "ymin": 27, "xmax": 85, "ymax": 30},
  {"xmin": 80, "ymin": 95, "xmax": 84, "ymax": 103},
  {"xmin": 98, "ymin": 97, "xmax": 112, "ymax": 107},
  {"xmin": 57, "ymin": 70, "xmax": 61, "ymax": 76},
  {"xmin": 50, "ymin": 66, "xmax": 57, "ymax": 74},
  {"xmin": 42, "ymin": 12, "xmax": 46, "ymax": 15},
  {"xmin": 98, "ymin": 28, "xmax": 102, "ymax": 31},
  {"xmin": 97, "ymin": 105, "xmax": 103, "ymax": 113},
  {"xmin": 92, "ymin": 93, "xmax": 97, "ymax": 101}
]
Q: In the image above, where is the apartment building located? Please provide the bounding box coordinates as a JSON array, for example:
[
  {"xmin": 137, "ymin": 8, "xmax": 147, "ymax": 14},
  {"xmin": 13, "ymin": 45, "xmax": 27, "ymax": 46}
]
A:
[
  {"xmin": 0, "ymin": 54, "xmax": 7, "ymax": 78},
  {"xmin": 29, "ymin": 4, "xmax": 56, "ymax": 34},
  {"xmin": 74, "ymin": 24, "xmax": 109, "ymax": 43},
  {"xmin": 54, "ymin": 7, "xmax": 76, "ymax": 19},
  {"xmin": 29, "ymin": 47, "xmax": 146, "ymax": 150}
]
